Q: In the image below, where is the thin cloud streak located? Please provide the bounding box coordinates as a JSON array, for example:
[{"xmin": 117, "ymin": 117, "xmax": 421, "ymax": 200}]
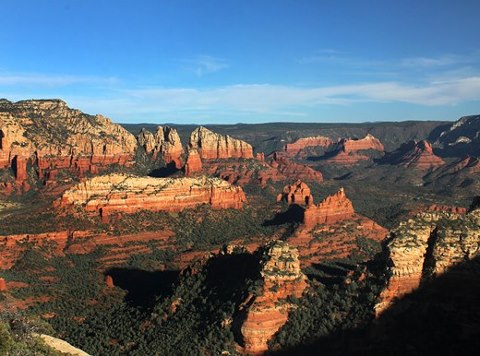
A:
[
  {"xmin": 53, "ymin": 76, "xmax": 480, "ymax": 122},
  {"xmin": 180, "ymin": 55, "xmax": 229, "ymax": 76},
  {"xmin": 0, "ymin": 73, "xmax": 119, "ymax": 87}
]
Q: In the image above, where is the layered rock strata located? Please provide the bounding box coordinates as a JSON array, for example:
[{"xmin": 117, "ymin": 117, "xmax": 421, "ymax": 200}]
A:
[
  {"xmin": 137, "ymin": 126, "xmax": 184, "ymax": 168},
  {"xmin": 269, "ymin": 152, "xmax": 323, "ymax": 182},
  {"xmin": 239, "ymin": 241, "xmax": 307, "ymax": 354},
  {"xmin": 183, "ymin": 149, "xmax": 203, "ymax": 176},
  {"xmin": 383, "ymin": 140, "xmax": 444, "ymax": 169},
  {"xmin": 57, "ymin": 174, "xmax": 247, "ymax": 220},
  {"xmin": 303, "ymin": 188, "xmax": 355, "ymax": 228},
  {"xmin": 188, "ymin": 126, "xmax": 253, "ymax": 160},
  {"xmin": 0, "ymin": 99, "xmax": 137, "ymax": 190},
  {"xmin": 375, "ymin": 206, "xmax": 480, "ymax": 315},
  {"xmin": 276, "ymin": 180, "xmax": 313, "ymax": 206},
  {"xmin": 284, "ymin": 136, "xmax": 333, "ymax": 156},
  {"xmin": 324, "ymin": 134, "xmax": 384, "ymax": 164}
]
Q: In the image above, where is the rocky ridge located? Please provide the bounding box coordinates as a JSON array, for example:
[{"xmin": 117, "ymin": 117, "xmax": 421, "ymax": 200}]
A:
[
  {"xmin": 323, "ymin": 134, "xmax": 385, "ymax": 164},
  {"xmin": 57, "ymin": 174, "xmax": 247, "ymax": 221},
  {"xmin": 284, "ymin": 136, "xmax": 333, "ymax": 156},
  {"xmin": 188, "ymin": 126, "xmax": 253, "ymax": 160},
  {"xmin": 269, "ymin": 152, "xmax": 323, "ymax": 182},
  {"xmin": 137, "ymin": 126, "xmax": 184, "ymax": 168},
  {"xmin": 276, "ymin": 180, "xmax": 313, "ymax": 206},
  {"xmin": 382, "ymin": 140, "xmax": 444, "ymax": 169},
  {"xmin": 303, "ymin": 187, "xmax": 355, "ymax": 228},
  {"xmin": 0, "ymin": 99, "xmax": 137, "ymax": 191},
  {"xmin": 238, "ymin": 241, "xmax": 307, "ymax": 354},
  {"xmin": 375, "ymin": 205, "xmax": 480, "ymax": 315}
]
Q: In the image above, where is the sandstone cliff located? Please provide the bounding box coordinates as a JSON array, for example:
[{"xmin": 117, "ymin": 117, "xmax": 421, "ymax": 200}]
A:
[
  {"xmin": 269, "ymin": 152, "xmax": 323, "ymax": 182},
  {"xmin": 239, "ymin": 241, "xmax": 307, "ymax": 354},
  {"xmin": 183, "ymin": 149, "xmax": 203, "ymax": 176},
  {"xmin": 276, "ymin": 180, "xmax": 313, "ymax": 206},
  {"xmin": 284, "ymin": 136, "xmax": 333, "ymax": 156},
  {"xmin": 0, "ymin": 99, "xmax": 137, "ymax": 191},
  {"xmin": 303, "ymin": 187, "xmax": 355, "ymax": 228},
  {"xmin": 57, "ymin": 174, "xmax": 247, "ymax": 220},
  {"xmin": 375, "ymin": 205, "xmax": 480, "ymax": 315},
  {"xmin": 323, "ymin": 134, "xmax": 385, "ymax": 164},
  {"xmin": 424, "ymin": 155, "xmax": 480, "ymax": 191},
  {"xmin": 188, "ymin": 126, "xmax": 253, "ymax": 160},
  {"xmin": 137, "ymin": 126, "xmax": 184, "ymax": 168},
  {"xmin": 382, "ymin": 140, "xmax": 444, "ymax": 169}
]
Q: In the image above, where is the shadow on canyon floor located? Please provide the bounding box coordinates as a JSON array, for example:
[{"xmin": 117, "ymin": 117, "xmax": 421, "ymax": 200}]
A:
[
  {"xmin": 148, "ymin": 162, "xmax": 181, "ymax": 178},
  {"xmin": 106, "ymin": 268, "xmax": 180, "ymax": 307},
  {"xmin": 271, "ymin": 255, "xmax": 480, "ymax": 355},
  {"xmin": 263, "ymin": 204, "xmax": 305, "ymax": 226}
]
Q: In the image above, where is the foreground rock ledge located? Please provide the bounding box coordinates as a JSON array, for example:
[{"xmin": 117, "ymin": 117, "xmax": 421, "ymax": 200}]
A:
[{"xmin": 57, "ymin": 174, "xmax": 247, "ymax": 219}]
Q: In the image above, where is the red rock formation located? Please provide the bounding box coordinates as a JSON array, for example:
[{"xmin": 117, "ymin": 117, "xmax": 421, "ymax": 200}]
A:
[
  {"xmin": 342, "ymin": 134, "xmax": 384, "ymax": 152},
  {"xmin": 384, "ymin": 140, "xmax": 444, "ymax": 169},
  {"xmin": 284, "ymin": 136, "xmax": 333, "ymax": 156},
  {"xmin": 269, "ymin": 152, "xmax": 323, "ymax": 182},
  {"xmin": 0, "ymin": 277, "xmax": 6, "ymax": 291},
  {"xmin": 184, "ymin": 149, "xmax": 203, "ymax": 176},
  {"xmin": 105, "ymin": 275, "xmax": 114, "ymax": 288},
  {"xmin": 0, "ymin": 99, "xmax": 137, "ymax": 190},
  {"xmin": 137, "ymin": 126, "xmax": 184, "ymax": 168},
  {"xmin": 255, "ymin": 152, "xmax": 265, "ymax": 162},
  {"xmin": 57, "ymin": 174, "xmax": 247, "ymax": 219},
  {"xmin": 426, "ymin": 205, "xmax": 467, "ymax": 214},
  {"xmin": 375, "ymin": 207, "xmax": 480, "ymax": 316},
  {"xmin": 188, "ymin": 126, "xmax": 253, "ymax": 160},
  {"xmin": 324, "ymin": 134, "xmax": 384, "ymax": 164},
  {"xmin": 276, "ymin": 180, "xmax": 313, "ymax": 206},
  {"xmin": 303, "ymin": 188, "xmax": 355, "ymax": 228},
  {"xmin": 239, "ymin": 241, "xmax": 307, "ymax": 354},
  {"xmin": 13, "ymin": 155, "xmax": 27, "ymax": 183}
]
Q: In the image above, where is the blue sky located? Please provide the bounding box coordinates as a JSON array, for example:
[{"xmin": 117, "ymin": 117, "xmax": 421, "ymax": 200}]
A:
[{"xmin": 1, "ymin": 0, "xmax": 480, "ymax": 124}]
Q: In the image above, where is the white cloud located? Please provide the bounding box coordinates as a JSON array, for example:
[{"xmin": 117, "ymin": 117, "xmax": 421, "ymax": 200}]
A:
[
  {"xmin": 0, "ymin": 73, "xmax": 118, "ymax": 87},
  {"xmin": 57, "ymin": 76, "xmax": 480, "ymax": 122},
  {"xmin": 180, "ymin": 55, "xmax": 229, "ymax": 76}
]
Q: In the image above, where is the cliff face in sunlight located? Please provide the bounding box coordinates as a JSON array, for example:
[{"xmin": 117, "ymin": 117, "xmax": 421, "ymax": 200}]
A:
[{"xmin": 376, "ymin": 205, "xmax": 480, "ymax": 315}]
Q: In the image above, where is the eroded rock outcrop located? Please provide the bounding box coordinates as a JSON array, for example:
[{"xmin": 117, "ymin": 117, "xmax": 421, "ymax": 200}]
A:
[
  {"xmin": 375, "ymin": 206, "xmax": 480, "ymax": 315},
  {"xmin": 303, "ymin": 188, "xmax": 355, "ymax": 228},
  {"xmin": 269, "ymin": 152, "xmax": 323, "ymax": 182},
  {"xmin": 57, "ymin": 174, "xmax": 247, "ymax": 220},
  {"xmin": 239, "ymin": 241, "xmax": 307, "ymax": 354},
  {"xmin": 188, "ymin": 126, "xmax": 253, "ymax": 160},
  {"xmin": 137, "ymin": 126, "xmax": 184, "ymax": 168},
  {"xmin": 382, "ymin": 140, "xmax": 444, "ymax": 169},
  {"xmin": 324, "ymin": 134, "xmax": 385, "ymax": 164},
  {"xmin": 183, "ymin": 149, "xmax": 203, "ymax": 176},
  {"xmin": 276, "ymin": 180, "xmax": 313, "ymax": 206},
  {"xmin": 284, "ymin": 136, "xmax": 333, "ymax": 156},
  {"xmin": 0, "ymin": 99, "xmax": 137, "ymax": 191},
  {"xmin": 0, "ymin": 277, "xmax": 6, "ymax": 291}
]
